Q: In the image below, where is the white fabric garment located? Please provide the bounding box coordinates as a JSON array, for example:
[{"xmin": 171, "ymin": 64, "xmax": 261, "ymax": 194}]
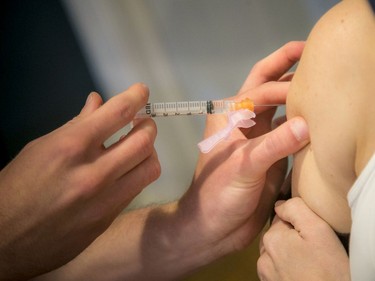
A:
[{"xmin": 348, "ymin": 153, "xmax": 375, "ymax": 281}]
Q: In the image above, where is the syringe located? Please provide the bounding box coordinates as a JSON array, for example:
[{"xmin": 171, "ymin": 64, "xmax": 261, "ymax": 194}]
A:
[{"xmin": 135, "ymin": 98, "xmax": 280, "ymax": 118}]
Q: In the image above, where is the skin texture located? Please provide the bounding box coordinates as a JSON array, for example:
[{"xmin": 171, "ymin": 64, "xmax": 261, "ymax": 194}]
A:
[
  {"xmin": 32, "ymin": 42, "xmax": 310, "ymax": 281},
  {"xmin": 258, "ymin": 0, "xmax": 375, "ymax": 280}
]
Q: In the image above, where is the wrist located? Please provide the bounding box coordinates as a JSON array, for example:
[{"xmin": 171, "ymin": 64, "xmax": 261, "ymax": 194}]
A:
[{"xmin": 142, "ymin": 201, "xmax": 224, "ymax": 280}]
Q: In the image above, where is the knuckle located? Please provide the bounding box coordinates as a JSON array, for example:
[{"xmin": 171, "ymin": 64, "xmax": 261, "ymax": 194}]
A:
[
  {"xmin": 113, "ymin": 101, "xmax": 134, "ymax": 121},
  {"xmin": 230, "ymin": 141, "xmax": 252, "ymax": 168},
  {"xmin": 256, "ymin": 255, "xmax": 268, "ymax": 279},
  {"xmin": 285, "ymin": 197, "xmax": 302, "ymax": 212},
  {"xmin": 55, "ymin": 135, "xmax": 87, "ymax": 161},
  {"xmin": 262, "ymin": 231, "xmax": 272, "ymax": 248},
  {"xmin": 231, "ymin": 146, "xmax": 248, "ymax": 167},
  {"xmin": 134, "ymin": 131, "xmax": 155, "ymax": 157},
  {"xmin": 72, "ymin": 170, "xmax": 102, "ymax": 199},
  {"xmin": 133, "ymin": 83, "xmax": 149, "ymax": 102},
  {"xmin": 148, "ymin": 157, "xmax": 161, "ymax": 182},
  {"xmin": 79, "ymin": 173, "xmax": 101, "ymax": 194},
  {"xmin": 263, "ymin": 134, "xmax": 281, "ymax": 159},
  {"xmin": 251, "ymin": 60, "xmax": 265, "ymax": 75},
  {"xmin": 133, "ymin": 154, "xmax": 161, "ymax": 192},
  {"xmin": 261, "ymin": 230, "xmax": 278, "ymax": 256},
  {"xmin": 262, "ymin": 127, "xmax": 297, "ymax": 163}
]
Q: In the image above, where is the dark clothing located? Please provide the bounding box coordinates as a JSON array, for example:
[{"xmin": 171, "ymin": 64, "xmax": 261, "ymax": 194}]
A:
[
  {"xmin": 0, "ymin": 0, "xmax": 97, "ymax": 168},
  {"xmin": 370, "ymin": 0, "xmax": 375, "ymax": 13}
]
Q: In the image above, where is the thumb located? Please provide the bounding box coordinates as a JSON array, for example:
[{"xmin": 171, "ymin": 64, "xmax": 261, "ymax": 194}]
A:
[{"xmin": 249, "ymin": 116, "xmax": 309, "ymax": 175}]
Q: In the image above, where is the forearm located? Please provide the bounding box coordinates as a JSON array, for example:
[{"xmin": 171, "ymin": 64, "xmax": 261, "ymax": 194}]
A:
[
  {"xmin": 33, "ymin": 41, "xmax": 309, "ymax": 281},
  {"xmin": 35, "ymin": 201, "xmax": 220, "ymax": 281}
]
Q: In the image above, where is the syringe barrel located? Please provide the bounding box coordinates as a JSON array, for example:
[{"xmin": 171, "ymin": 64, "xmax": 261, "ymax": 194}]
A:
[
  {"xmin": 134, "ymin": 99, "xmax": 252, "ymax": 118},
  {"xmin": 135, "ymin": 101, "xmax": 209, "ymax": 118}
]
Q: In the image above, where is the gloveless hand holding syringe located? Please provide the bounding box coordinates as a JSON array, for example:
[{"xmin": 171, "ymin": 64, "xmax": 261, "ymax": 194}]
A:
[{"xmin": 135, "ymin": 98, "xmax": 281, "ymax": 153}]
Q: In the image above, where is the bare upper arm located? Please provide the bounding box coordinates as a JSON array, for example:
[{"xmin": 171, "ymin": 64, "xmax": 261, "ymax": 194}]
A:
[{"xmin": 286, "ymin": 0, "xmax": 375, "ymax": 233}]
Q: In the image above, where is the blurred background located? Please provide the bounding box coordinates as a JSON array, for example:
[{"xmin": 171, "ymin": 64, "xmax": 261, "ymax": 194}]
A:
[{"xmin": 1, "ymin": 0, "xmax": 338, "ymax": 280}]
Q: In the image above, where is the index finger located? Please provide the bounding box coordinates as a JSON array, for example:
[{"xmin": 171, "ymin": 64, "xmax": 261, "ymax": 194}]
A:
[
  {"xmin": 86, "ymin": 83, "xmax": 149, "ymax": 144},
  {"xmin": 239, "ymin": 41, "xmax": 305, "ymax": 91}
]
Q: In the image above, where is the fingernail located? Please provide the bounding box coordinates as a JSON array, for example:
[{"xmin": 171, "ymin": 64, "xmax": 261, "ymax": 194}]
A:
[
  {"xmin": 275, "ymin": 200, "xmax": 285, "ymax": 207},
  {"xmin": 85, "ymin": 92, "xmax": 94, "ymax": 105},
  {"xmin": 139, "ymin": 83, "xmax": 149, "ymax": 91},
  {"xmin": 290, "ymin": 117, "xmax": 309, "ymax": 142}
]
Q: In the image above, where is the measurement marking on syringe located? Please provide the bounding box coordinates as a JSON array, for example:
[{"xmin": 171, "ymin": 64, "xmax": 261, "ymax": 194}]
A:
[
  {"xmin": 135, "ymin": 98, "xmax": 278, "ymax": 118},
  {"xmin": 145, "ymin": 101, "xmax": 207, "ymax": 116}
]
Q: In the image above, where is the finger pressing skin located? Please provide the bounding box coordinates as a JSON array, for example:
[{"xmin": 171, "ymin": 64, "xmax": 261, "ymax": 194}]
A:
[
  {"xmin": 247, "ymin": 117, "xmax": 310, "ymax": 176},
  {"xmin": 86, "ymin": 83, "xmax": 150, "ymax": 144},
  {"xmin": 97, "ymin": 118, "xmax": 157, "ymax": 182},
  {"xmin": 240, "ymin": 41, "xmax": 305, "ymax": 91},
  {"xmin": 274, "ymin": 197, "xmax": 327, "ymax": 235},
  {"xmin": 279, "ymin": 72, "xmax": 295, "ymax": 82}
]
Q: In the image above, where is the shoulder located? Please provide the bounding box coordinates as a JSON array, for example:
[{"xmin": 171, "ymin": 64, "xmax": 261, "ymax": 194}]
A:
[
  {"xmin": 311, "ymin": 0, "xmax": 375, "ymax": 174},
  {"xmin": 288, "ymin": 0, "xmax": 375, "ymax": 177},
  {"xmin": 286, "ymin": 0, "xmax": 375, "ymax": 233}
]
